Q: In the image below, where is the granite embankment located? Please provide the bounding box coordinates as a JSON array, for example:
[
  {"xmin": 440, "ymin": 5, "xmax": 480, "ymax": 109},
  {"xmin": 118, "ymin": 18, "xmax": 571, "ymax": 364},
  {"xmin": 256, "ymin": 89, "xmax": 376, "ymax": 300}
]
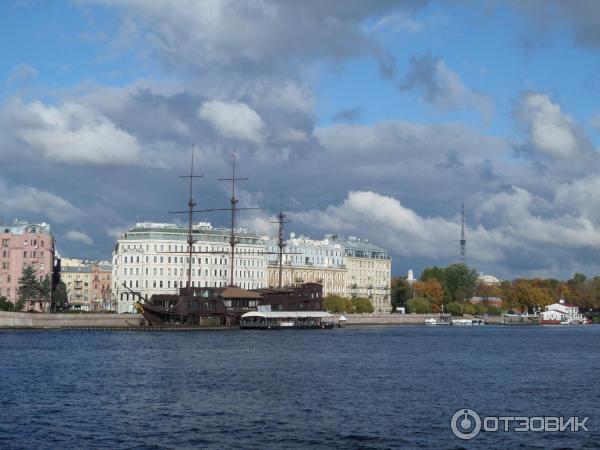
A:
[
  {"xmin": 0, "ymin": 311, "xmax": 144, "ymax": 329},
  {"xmin": 0, "ymin": 312, "xmax": 450, "ymax": 329}
]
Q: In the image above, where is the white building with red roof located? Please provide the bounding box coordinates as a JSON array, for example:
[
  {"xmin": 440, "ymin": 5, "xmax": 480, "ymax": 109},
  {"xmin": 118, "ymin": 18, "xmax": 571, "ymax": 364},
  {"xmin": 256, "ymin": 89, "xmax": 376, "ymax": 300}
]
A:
[{"xmin": 540, "ymin": 299, "xmax": 584, "ymax": 324}]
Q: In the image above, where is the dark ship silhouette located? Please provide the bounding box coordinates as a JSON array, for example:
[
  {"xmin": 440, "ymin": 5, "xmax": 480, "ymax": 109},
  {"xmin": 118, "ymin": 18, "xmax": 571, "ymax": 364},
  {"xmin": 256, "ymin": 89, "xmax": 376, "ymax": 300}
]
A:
[{"xmin": 128, "ymin": 151, "xmax": 331, "ymax": 328}]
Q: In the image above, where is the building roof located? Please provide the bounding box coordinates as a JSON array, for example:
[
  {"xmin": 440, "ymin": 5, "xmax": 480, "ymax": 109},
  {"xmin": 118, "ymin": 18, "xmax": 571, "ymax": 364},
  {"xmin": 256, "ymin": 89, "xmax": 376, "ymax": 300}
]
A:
[
  {"xmin": 214, "ymin": 286, "xmax": 262, "ymax": 299},
  {"xmin": 0, "ymin": 219, "xmax": 52, "ymax": 235}
]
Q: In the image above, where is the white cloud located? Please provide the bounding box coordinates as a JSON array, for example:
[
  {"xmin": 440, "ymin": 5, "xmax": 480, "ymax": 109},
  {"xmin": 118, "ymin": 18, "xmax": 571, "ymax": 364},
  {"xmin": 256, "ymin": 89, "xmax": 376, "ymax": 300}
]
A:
[
  {"xmin": 199, "ymin": 100, "xmax": 266, "ymax": 144},
  {"xmin": 66, "ymin": 230, "xmax": 94, "ymax": 245},
  {"xmin": 5, "ymin": 99, "xmax": 141, "ymax": 165},
  {"xmin": 293, "ymin": 188, "xmax": 600, "ymax": 279},
  {"xmin": 0, "ymin": 182, "xmax": 81, "ymax": 224},
  {"xmin": 517, "ymin": 92, "xmax": 580, "ymax": 159}
]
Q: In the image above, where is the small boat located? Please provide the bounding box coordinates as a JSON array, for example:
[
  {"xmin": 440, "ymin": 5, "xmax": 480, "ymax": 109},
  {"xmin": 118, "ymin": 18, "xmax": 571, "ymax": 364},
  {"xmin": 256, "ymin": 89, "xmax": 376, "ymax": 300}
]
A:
[
  {"xmin": 451, "ymin": 319, "xmax": 473, "ymax": 326},
  {"xmin": 425, "ymin": 318, "xmax": 438, "ymax": 326}
]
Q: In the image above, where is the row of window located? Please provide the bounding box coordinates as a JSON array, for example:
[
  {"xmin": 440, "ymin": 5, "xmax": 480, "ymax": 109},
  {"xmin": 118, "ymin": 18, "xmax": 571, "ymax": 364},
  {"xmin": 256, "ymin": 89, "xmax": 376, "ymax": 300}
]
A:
[
  {"xmin": 118, "ymin": 255, "xmax": 264, "ymax": 268},
  {"xmin": 121, "ymin": 243, "xmax": 265, "ymax": 254},
  {"xmin": 118, "ymin": 279, "xmax": 266, "ymax": 297},
  {"xmin": 0, "ymin": 238, "xmax": 46, "ymax": 248}
]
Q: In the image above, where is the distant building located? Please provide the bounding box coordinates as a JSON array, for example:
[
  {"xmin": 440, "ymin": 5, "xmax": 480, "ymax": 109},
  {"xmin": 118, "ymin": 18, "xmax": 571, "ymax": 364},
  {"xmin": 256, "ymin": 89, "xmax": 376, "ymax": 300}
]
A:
[
  {"xmin": 333, "ymin": 235, "xmax": 392, "ymax": 313},
  {"xmin": 407, "ymin": 269, "xmax": 415, "ymax": 285},
  {"xmin": 0, "ymin": 219, "xmax": 55, "ymax": 311},
  {"xmin": 112, "ymin": 222, "xmax": 267, "ymax": 313},
  {"xmin": 477, "ymin": 273, "xmax": 501, "ymax": 286},
  {"xmin": 540, "ymin": 299, "xmax": 584, "ymax": 324},
  {"xmin": 61, "ymin": 259, "xmax": 112, "ymax": 311},
  {"xmin": 265, "ymin": 233, "xmax": 347, "ymax": 297}
]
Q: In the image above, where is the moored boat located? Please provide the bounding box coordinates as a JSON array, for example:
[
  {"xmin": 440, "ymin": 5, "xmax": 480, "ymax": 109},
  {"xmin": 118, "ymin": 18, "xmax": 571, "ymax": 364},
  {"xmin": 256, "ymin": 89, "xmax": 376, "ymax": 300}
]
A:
[{"xmin": 240, "ymin": 311, "xmax": 335, "ymax": 329}]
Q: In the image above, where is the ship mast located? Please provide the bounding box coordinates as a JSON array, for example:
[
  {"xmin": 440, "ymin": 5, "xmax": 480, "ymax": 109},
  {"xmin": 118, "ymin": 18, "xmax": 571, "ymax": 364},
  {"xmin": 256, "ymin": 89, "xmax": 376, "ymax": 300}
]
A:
[
  {"xmin": 179, "ymin": 148, "xmax": 203, "ymax": 292},
  {"xmin": 270, "ymin": 199, "xmax": 291, "ymax": 289},
  {"xmin": 218, "ymin": 152, "xmax": 257, "ymax": 287}
]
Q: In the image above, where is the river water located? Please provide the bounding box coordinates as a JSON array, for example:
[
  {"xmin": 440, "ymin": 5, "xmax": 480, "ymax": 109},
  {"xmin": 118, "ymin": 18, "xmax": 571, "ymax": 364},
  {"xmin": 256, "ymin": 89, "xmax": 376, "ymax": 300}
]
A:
[{"xmin": 0, "ymin": 326, "xmax": 598, "ymax": 449}]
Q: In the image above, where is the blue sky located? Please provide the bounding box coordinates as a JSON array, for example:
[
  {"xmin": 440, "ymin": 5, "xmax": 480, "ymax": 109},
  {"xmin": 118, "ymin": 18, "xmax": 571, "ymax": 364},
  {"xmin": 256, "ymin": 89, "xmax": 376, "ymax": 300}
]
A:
[{"xmin": 1, "ymin": 0, "xmax": 600, "ymax": 280}]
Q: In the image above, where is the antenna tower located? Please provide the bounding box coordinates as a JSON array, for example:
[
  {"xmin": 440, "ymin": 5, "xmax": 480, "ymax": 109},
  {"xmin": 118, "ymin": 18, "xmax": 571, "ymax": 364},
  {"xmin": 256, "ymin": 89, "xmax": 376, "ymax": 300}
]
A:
[{"xmin": 460, "ymin": 202, "xmax": 466, "ymax": 264}]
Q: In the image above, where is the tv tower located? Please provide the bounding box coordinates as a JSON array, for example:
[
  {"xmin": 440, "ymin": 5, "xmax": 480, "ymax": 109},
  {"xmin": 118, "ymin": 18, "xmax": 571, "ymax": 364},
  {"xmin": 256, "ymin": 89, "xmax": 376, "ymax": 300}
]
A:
[{"xmin": 460, "ymin": 202, "xmax": 466, "ymax": 264}]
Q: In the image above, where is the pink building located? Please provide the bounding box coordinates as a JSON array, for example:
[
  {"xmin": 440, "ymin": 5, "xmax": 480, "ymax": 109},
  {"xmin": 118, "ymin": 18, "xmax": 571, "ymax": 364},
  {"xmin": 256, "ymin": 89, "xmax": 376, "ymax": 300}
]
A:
[{"xmin": 0, "ymin": 219, "xmax": 55, "ymax": 310}]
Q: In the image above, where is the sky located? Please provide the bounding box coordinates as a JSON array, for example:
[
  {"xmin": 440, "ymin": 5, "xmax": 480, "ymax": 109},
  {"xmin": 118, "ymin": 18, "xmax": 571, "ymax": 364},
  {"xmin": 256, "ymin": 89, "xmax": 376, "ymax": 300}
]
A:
[{"xmin": 1, "ymin": 0, "xmax": 600, "ymax": 280}]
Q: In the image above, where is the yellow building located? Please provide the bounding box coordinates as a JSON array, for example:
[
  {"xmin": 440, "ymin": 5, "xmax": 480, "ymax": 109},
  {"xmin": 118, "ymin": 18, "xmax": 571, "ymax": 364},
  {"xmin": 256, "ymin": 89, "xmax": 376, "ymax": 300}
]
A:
[
  {"xmin": 61, "ymin": 259, "xmax": 112, "ymax": 311},
  {"xmin": 267, "ymin": 264, "xmax": 347, "ymax": 297}
]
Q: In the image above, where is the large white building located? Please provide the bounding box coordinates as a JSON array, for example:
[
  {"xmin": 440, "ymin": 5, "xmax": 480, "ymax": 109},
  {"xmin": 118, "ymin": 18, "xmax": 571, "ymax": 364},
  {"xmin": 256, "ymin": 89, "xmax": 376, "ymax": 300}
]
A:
[
  {"xmin": 335, "ymin": 235, "xmax": 392, "ymax": 313},
  {"xmin": 265, "ymin": 233, "xmax": 347, "ymax": 296},
  {"xmin": 266, "ymin": 233, "xmax": 392, "ymax": 313},
  {"xmin": 112, "ymin": 222, "xmax": 267, "ymax": 313}
]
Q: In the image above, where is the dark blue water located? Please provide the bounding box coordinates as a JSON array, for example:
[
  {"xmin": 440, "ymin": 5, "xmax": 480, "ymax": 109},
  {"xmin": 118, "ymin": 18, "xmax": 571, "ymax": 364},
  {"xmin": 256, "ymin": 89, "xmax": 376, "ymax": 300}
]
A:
[{"xmin": 1, "ymin": 326, "xmax": 598, "ymax": 449}]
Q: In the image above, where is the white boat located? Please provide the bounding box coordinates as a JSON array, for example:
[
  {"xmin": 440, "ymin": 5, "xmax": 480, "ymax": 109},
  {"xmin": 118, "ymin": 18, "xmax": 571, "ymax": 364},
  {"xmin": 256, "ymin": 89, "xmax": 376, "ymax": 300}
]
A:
[
  {"xmin": 425, "ymin": 318, "xmax": 438, "ymax": 326},
  {"xmin": 451, "ymin": 319, "xmax": 473, "ymax": 326}
]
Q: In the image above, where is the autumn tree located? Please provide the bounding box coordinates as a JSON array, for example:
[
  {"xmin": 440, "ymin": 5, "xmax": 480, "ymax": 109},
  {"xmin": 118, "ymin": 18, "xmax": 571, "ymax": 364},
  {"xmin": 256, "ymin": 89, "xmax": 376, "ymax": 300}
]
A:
[
  {"xmin": 503, "ymin": 279, "xmax": 554, "ymax": 313},
  {"xmin": 415, "ymin": 279, "xmax": 444, "ymax": 313}
]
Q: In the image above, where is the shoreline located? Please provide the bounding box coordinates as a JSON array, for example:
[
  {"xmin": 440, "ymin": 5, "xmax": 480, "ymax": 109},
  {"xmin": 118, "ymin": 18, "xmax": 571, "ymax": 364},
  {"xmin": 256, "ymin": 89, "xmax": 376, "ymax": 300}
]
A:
[{"xmin": 0, "ymin": 311, "xmax": 547, "ymax": 329}]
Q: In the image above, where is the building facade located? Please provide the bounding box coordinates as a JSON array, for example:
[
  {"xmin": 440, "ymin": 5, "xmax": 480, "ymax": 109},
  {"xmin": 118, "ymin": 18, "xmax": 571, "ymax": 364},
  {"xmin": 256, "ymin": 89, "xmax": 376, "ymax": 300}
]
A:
[
  {"xmin": 61, "ymin": 259, "xmax": 112, "ymax": 311},
  {"xmin": 0, "ymin": 219, "xmax": 55, "ymax": 310},
  {"xmin": 336, "ymin": 235, "xmax": 392, "ymax": 313},
  {"xmin": 265, "ymin": 234, "xmax": 347, "ymax": 296},
  {"xmin": 112, "ymin": 222, "xmax": 268, "ymax": 313}
]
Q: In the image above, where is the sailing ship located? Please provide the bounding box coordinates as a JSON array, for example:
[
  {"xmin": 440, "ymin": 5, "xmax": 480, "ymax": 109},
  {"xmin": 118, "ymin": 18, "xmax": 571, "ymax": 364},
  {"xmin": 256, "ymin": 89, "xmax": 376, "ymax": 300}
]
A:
[{"xmin": 131, "ymin": 150, "xmax": 328, "ymax": 327}]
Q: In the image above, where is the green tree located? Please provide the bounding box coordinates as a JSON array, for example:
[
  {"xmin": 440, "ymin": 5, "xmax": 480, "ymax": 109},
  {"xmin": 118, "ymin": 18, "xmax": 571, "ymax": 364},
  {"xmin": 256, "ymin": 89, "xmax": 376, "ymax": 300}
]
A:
[
  {"xmin": 323, "ymin": 294, "xmax": 352, "ymax": 313},
  {"xmin": 0, "ymin": 296, "xmax": 12, "ymax": 311},
  {"xmin": 351, "ymin": 297, "xmax": 374, "ymax": 313},
  {"xmin": 39, "ymin": 275, "xmax": 52, "ymax": 302},
  {"xmin": 18, "ymin": 265, "xmax": 41, "ymax": 308},
  {"xmin": 390, "ymin": 277, "xmax": 413, "ymax": 311},
  {"xmin": 407, "ymin": 298, "xmax": 431, "ymax": 314},
  {"xmin": 444, "ymin": 263, "xmax": 478, "ymax": 302},
  {"xmin": 445, "ymin": 302, "xmax": 464, "ymax": 316},
  {"xmin": 51, "ymin": 281, "xmax": 68, "ymax": 312}
]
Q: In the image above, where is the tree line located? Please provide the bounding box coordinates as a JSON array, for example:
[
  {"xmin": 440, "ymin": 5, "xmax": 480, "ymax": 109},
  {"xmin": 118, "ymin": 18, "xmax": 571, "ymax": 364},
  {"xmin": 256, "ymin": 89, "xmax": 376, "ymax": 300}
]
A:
[
  {"xmin": 391, "ymin": 263, "xmax": 600, "ymax": 316},
  {"xmin": 323, "ymin": 295, "xmax": 374, "ymax": 314}
]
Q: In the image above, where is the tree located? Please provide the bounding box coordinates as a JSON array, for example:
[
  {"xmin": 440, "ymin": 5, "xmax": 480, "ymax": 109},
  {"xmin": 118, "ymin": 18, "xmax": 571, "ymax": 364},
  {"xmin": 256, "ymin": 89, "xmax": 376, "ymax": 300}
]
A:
[
  {"xmin": 351, "ymin": 297, "xmax": 374, "ymax": 313},
  {"xmin": 39, "ymin": 275, "xmax": 52, "ymax": 302},
  {"xmin": 390, "ymin": 277, "xmax": 413, "ymax": 311},
  {"xmin": 0, "ymin": 296, "xmax": 12, "ymax": 311},
  {"xmin": 445, "ymin": 302, "xmax": 464, "ymax": 316},
  {"xmin": 503, "ymin": 279, "xmax": 554, "ymax": 313},
  {"xmin": 323, "ymin": 294, "xmax": 352, "ymax": 313},
  {"xmin": 415, "ymin": 279, "xmax": 445, "ymax": 313},
  {"xmin": 407, "ymin": 298, "xmax": 431, "ymax": 314},
  {"xmin": 51, "ymin": 281, "xmax": 68, "ymax": 312},
  {"xmin": 444, "ymin": 263, "xmax": 478, "ymax": 302},
  {"xmin": 18, "ymin": 265, "xmax": 41, "ymax": 309}
]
